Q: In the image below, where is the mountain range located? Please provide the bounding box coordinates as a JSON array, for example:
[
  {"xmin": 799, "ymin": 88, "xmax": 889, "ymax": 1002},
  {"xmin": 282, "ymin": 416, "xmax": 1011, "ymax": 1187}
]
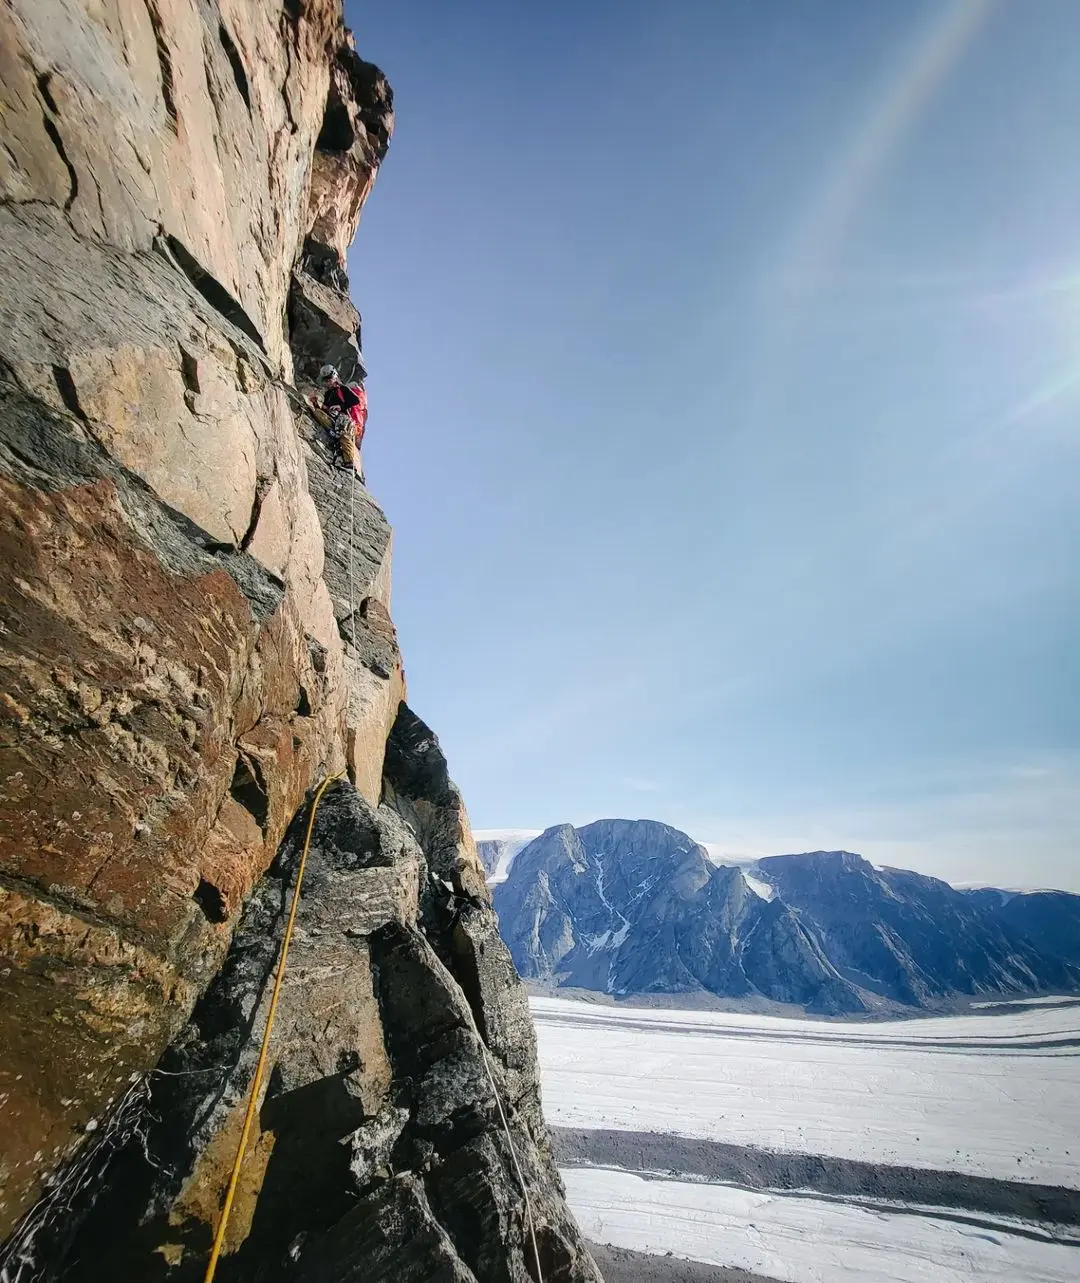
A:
[{"xmin": 488, "ymin": 820, "xmax": 1080, "ymax": 1014}]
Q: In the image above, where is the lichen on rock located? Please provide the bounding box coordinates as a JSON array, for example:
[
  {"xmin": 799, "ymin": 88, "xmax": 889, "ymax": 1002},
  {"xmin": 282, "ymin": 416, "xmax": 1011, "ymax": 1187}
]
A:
[{"xmin": 0, "ymin": 1, "xmax": 599, "ymax": 1278}]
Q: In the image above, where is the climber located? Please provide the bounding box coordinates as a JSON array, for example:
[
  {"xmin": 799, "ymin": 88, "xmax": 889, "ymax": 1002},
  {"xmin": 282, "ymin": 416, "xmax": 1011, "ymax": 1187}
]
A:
[{"xmin": 313, "ymin": 363, "xmax": 367, "ymax": 478}]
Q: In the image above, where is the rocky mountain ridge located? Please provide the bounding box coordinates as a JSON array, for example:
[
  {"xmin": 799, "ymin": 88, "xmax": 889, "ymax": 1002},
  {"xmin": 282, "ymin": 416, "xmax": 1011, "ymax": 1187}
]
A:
[
  {"xmin": 754, "ymin": 850, "xmax": 1078, "ymax": 1008},
  {"xmin": 0, "ymin": 2, "xmax": 597, "ymax": 1279},
  {"xmin": 493, "ymin": 821, "xmax": 1080, "ymax": 1014},
  {"xmin": 494, "ymin": 822, "xmax": 865, "ymax": 1014}
]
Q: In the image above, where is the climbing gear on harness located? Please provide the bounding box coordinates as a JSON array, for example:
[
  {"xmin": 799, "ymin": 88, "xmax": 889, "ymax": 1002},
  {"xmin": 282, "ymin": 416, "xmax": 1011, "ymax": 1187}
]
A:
[
  {"xmin": 327, "ymin": 408, "xmax": 364, "ymax": 480},
  {"xmin": 330, "ymin": 407, "xmax": 356, "ymax": 468},
  {"xmin": 202, "ymin": 773, "xmax": 343, "ymax": 1283}
]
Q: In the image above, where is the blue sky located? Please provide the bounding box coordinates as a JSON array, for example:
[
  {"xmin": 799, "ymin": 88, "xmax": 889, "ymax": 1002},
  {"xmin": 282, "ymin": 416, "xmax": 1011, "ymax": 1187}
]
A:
[{"xmin": 345, "ymin": 0, "xmax": 1079, "ymax": 890}]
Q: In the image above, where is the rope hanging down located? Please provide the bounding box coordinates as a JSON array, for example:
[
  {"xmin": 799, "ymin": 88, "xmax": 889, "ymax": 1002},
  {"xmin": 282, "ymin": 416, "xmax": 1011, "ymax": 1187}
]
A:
[
  {"xmin": 348, "ymin": 468, "xmax": 358, "ymax": 728},
  {"xmin": 203, "ymin": 773, "xmax": 342, "ymax": 1283},
  {"xmin": 205, "ymin": 466, "xmax": 543, "ymax": 1281},
  {"xmin": 207, "ymin": 453, "xmax": 353, "ymax": 1278},
  {"xmin": 478, "ymin": 1042, "xmax": 544, "ymax": 1281}
]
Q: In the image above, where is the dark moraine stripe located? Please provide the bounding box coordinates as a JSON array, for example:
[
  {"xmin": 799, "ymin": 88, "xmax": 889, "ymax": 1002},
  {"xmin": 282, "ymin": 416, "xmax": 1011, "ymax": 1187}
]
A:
[
  {"xmin": 587, "ymin": 1243, "xmax": 782, "ymax": 1283},
  {"xmin": 554, "ymin": 1128, "xmax": 1080, "ymax": 1227}
]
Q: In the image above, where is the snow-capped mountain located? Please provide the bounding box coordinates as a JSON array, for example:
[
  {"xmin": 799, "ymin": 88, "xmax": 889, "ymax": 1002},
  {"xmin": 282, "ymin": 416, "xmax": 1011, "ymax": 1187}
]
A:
[
  {"xmin": 492, "ymin": 821, "xmax": 1080, "ymax": 1012},
  {"xmin": 492, "ymin": 821, "xmax": 867, "ymax": 1014}
]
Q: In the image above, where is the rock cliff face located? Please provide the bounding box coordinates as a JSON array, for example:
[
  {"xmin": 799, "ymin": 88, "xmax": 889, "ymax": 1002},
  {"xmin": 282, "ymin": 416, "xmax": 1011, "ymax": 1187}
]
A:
[
  {"xmin": 990, "ymin": 890, "xmax": 1080, "ymax": 969},
  {"xmin": 0, "ymin": 3, "xmax": 598, "ymax": 1279},
  {"xmin": 476, "ymin": 835, "xmax": 536, "ymax": 882}
]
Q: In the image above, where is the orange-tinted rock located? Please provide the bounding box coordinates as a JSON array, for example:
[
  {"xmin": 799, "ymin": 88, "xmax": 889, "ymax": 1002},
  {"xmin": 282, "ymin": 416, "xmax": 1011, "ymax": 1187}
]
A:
[
  {"xmin": 0, "ymin": 0, "xmax": 390, "ymax": 1228},
  {"xmin": 0, "ymin": 3, "xmax": 600, "ymax": 1278},
  {"xmin": 306, "ymin": 44, "xmax": 394, "ymax": 266},
  {"xmin": 0, "ymin": 472, "xmax": 255, "ymax": 940}
]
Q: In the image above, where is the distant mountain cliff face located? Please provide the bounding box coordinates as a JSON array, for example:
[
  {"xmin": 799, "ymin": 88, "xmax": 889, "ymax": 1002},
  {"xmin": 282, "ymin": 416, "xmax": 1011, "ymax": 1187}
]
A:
[
  {"xmin": 0, "ymin": 3, "xmax": 598, "ymax": 1279},
  {"xmin": 493, "ymin": 822, "xmax": 867, "ymax": 1014},
  {"xmin": 992, "ymin": 890, "xmax": 1080, "ymax": 968},
  {"xmin": 754, "ymin": 852, "xmax": 1079, "ymax": 1006},
  {"xmin": 477, "ymin": 839, "xmax": 512, "ymax": 876},
  {"xmin": 493, "ymin": 823, "xmax": 1080, "ymax": 1013}
]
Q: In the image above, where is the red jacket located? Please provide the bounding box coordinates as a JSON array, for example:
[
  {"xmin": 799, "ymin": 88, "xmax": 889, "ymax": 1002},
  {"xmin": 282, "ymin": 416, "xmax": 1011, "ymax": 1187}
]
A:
[{"xmin": 323, "ymin": 383, "xmax": 368, "ymax": 439}]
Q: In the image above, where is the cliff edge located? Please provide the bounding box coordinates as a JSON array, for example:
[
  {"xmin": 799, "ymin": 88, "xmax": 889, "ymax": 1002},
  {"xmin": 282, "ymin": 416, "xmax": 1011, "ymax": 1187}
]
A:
[{"xmin": 0, "ymin": 2, "xmax": 599, "ymax": 1279}]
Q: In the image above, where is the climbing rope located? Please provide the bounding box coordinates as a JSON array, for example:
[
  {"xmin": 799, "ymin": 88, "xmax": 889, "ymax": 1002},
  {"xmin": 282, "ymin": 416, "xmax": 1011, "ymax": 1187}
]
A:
[
  {"xmin": 478, "ymin": 1042, "xmax": 544, "ymax": 1282},
  {"xmin": 347, "ymin": 466, "xmax": 358, "ymax": 729},
  {"xmin": 211, "ymin": 384, "xmax": 539, "ymax": 1279},
  {"xmin": 203, "ymin": 773, "xmax": 342, "ymax": 1283}
]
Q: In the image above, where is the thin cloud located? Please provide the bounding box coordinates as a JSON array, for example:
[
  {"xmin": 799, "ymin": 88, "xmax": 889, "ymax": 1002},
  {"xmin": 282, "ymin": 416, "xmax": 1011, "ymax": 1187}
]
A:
[
  {"xmin": 690, "ymin": 756, "xmax": 1080, "ymax": 892},
  {"xmin": 871, "ymin": 357, "xmax": 1080, "ymax": 569}
]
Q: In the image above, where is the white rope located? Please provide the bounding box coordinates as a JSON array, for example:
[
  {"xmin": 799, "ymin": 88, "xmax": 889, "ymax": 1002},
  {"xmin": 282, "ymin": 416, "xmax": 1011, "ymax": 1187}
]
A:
[
  {"xmin": 478, "ymin": 1042, "xmax": 544, "ymax": 1282},
  {"xmin": 299, "ymin": 391, "xmax": 541, "ymax": 1279},
  {"xmin": 343, "ymin": 442, "xmax": 539, "ymax": 1278},
  {"xmin": 347, "ymin": 465, "xmax": 357, "ymax": 730},
  {"xmin": 0, "ymin": 1076, "xmax": 152, "ymax": 1283}
]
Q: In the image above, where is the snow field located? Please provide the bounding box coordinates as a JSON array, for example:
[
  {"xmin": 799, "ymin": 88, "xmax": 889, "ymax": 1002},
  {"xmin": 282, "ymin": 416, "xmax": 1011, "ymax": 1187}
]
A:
[
  {"xmin": 474, "ymin": 829, "xmax": 539, "ymax": 885},
  {"xmin": 532, "ymin": 997, "xmax": 1080, "ymax": 1187},
  {"xmin": 563, "ymin": 1168, "xmax": 1080, "ymax": 1283}
]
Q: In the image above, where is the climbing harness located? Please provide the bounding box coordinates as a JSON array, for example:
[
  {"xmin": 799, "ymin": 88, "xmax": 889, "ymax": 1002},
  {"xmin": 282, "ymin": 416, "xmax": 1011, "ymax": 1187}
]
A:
[
  {"xmin": 334, "ymin": 408, "xmax": 357, "ymax": 470},
  {"xmin": 479, "ymin": 1042, "xmax": 544, "ymax": 1282},
  {"xmin": 203, "ymin": 772, "xmax": 342, "ymax": 1283}
]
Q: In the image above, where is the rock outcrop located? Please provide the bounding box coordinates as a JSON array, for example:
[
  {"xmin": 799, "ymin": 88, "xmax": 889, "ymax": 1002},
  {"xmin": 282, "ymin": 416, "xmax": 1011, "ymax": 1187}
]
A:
[
  {"xmin": 0, "ymin": 2, "xmax": 598, "ymax": 1279},
  {"xmin": 478, "ymin": 839, "xmax": 504, "ymax": 876}
]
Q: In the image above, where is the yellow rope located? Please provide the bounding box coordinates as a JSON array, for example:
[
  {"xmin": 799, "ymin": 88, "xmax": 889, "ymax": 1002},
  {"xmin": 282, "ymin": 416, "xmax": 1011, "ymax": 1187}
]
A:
[{"xmin": 203, "ymin": 772, "xmax": 342, "ymax": 1283}]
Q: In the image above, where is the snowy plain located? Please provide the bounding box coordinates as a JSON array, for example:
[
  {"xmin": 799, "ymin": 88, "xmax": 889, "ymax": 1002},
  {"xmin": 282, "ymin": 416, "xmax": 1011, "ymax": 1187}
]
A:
[
  {"xmin": 532, "ymin": 996, "xmax": 1080, "ymax": 1187},
  {"xmin": 534, "ymin": 997, "xmax": 1080, "ymax": 1280},
  {"xmin": 563, "ymin": 1168, "xmax": 1079, "ymax": 1283}
]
